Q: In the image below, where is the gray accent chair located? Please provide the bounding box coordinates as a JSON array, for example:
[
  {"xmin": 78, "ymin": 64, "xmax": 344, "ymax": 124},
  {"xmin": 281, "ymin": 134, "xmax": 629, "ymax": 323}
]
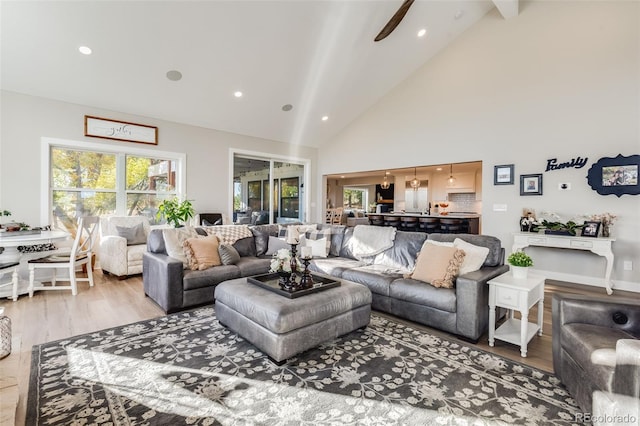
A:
[{"xmin": 552, "ymin": 293, "xmax": 640, "ymax": 413}]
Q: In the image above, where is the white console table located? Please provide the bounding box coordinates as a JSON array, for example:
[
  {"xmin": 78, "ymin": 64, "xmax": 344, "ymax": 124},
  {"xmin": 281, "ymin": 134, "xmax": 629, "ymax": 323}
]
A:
[{"xmin": 512, "ymin": 232, "xmax": 615, "ymax": 295}]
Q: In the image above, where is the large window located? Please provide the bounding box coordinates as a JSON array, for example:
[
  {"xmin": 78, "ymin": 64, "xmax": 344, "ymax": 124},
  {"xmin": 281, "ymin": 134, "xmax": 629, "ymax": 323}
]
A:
[
  {"xmin": 343, "ymin": 187, "xmax": 368, "ymax": 210},
  {"xmin": 48, "ymin": 140, "xmax": 184, "ymax": 231}
]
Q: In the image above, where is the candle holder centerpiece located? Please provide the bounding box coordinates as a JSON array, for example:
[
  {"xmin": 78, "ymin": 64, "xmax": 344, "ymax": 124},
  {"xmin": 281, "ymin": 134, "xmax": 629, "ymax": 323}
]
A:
[{"xmin": 299, "ymin": 246, "xmax": 314, "ymax": 289}]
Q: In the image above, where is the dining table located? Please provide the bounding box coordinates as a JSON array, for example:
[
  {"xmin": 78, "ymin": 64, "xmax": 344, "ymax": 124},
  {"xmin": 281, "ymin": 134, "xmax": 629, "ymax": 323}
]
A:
[{"xmin": 0, "ymin": 230, "xmax": 70, "ymax": 300}]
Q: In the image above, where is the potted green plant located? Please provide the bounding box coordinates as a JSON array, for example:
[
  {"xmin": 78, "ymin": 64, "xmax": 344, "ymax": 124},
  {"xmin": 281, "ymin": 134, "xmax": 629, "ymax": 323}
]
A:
[
  {"xmin": 508, "ymin": 250, "xmax": 533, "ymax": 279},
  {"xmin": 156, "ymin": 198, "xmax": 195, "ymax": 228}
]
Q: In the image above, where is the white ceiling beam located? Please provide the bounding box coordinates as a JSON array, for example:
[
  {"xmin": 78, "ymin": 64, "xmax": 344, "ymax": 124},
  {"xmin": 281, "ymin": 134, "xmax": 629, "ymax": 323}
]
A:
[{"xmin": 492, "ymin": 0, "xmax": 519, "ymax": 19}]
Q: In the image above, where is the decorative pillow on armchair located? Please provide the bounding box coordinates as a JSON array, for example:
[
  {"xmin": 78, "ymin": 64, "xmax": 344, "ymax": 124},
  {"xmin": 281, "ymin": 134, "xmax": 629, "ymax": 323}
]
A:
[
  {"xmin": 116, "ymin": 223, "xmax": 147, "ymax": 246},
  {"xmin": 409, "ymin": 244, "xmax": 466, "ymax": 289}
]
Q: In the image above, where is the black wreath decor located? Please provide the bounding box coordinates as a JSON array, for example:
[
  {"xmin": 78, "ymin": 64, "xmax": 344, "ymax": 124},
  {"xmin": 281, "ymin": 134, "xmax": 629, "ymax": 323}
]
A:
[{"xmin": 586, "ymin": 154, "xmax": 640, "ymax": 197}]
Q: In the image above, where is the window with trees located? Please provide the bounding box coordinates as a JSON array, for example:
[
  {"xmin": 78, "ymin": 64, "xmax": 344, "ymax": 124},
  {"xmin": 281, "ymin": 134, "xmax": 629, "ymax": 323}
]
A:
[
  {"xmin": 343, "ymin": 187, "xmax": 367, "ymax": 210},
  {"xmin": 50, "ymin": 143, "xmax": 182, "ymax": 231}
]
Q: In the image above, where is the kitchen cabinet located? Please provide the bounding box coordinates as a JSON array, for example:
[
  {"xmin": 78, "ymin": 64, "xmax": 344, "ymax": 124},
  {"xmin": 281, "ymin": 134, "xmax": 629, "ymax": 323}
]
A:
[{"xmin": 430, "ymin": 172, "xmax": 477, "ymax": 201}]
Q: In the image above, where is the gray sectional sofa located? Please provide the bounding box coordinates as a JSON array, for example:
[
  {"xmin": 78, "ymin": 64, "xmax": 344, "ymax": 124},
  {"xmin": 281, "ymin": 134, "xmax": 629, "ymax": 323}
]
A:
[{"xmin": 143, "ymin": 223, "xmax": 509, "ymax": 341}]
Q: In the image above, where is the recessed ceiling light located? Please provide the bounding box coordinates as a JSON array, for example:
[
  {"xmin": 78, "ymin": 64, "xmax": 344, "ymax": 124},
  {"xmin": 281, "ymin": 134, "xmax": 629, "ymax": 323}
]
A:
[
  {"xmin": 340, "ymin": 175, "xmax": 345, "ymax": 178},
  {"xmin": 234, "ymin": 91, "xmax": 243, "ymax": 98},
  {"xmin": 166, "ymin": 70, "xmax": 182, "ymax": 81},
  {"xmin": 321, "ymin": 116, "xmax": 329, "ymax": 121},
  {"xmin": 454, "ymin": 10, "xmax": 464, "ymax": 20},
  {"xmin": 436, "ymin": 167, "xmax": 443, "ymax": 171},
  {"xmin": 282, "ymin": 104, "xmax": 293, "ymax": 112},
  {"xmin": 78, "ymin": 46, "xmax": 92, "ymax": 55},
  {"xmin": 417, "ymin": 28, "xmax": 427, "ymax": 38}
]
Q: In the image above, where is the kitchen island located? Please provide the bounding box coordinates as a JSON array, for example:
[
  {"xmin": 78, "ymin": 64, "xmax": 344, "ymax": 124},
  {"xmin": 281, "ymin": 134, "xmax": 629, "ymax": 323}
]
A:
[{"xmin": 370, "ymin": 212, "xmax": 481, "ymax": 234}]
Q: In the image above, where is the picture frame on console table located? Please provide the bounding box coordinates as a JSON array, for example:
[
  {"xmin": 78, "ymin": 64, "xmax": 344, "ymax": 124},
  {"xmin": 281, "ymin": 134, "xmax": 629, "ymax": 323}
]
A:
[
  {"xmin": 581, "ymin": 221, "xmax": 601, "ymax": 238},
  {"xmin": 84, "ymin": 115, "xmax": 158, "ymax": 145},
  {"xmin": 494, "ymin": 164, "xmax": 514, "ymax": 185},
  {"xmin": 520, "ymin": 174, "xmax": 543, "ymax": 196}
]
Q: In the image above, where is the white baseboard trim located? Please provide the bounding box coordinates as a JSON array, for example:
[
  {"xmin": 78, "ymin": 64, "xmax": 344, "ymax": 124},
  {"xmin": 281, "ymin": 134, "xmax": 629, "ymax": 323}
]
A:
[{"xmin": 532, "ymin": 268, "xmax": 640, "ymax": 294}]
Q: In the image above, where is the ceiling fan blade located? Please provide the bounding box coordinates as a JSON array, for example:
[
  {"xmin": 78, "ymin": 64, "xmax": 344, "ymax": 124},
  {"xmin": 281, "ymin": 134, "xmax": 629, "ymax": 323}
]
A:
[{"xmin": 374, "ymin": 0, "xmax": 415, "ymax": 42}]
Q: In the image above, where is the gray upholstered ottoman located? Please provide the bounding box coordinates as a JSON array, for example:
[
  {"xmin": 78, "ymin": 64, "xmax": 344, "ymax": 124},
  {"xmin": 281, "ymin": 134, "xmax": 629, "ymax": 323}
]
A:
[{"xmin": 214, "ymin": 277, "xmax": 372, "ymax": 363}]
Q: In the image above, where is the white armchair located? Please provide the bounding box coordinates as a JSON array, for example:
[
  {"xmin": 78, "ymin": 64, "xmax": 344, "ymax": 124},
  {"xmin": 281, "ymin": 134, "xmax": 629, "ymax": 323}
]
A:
[{"xmin": 99, "ymin": 216, "xmax": 151, "ymax": 279}]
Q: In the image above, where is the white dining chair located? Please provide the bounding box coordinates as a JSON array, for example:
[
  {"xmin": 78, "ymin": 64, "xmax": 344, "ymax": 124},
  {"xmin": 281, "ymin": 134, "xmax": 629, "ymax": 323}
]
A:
[
  {"xmin": 0, "ymin": 262, "xmax": 19, "ymax": 301},
  {"xmin": 28, "ymin": 216, "xmax": 100, "ymax": 296}
]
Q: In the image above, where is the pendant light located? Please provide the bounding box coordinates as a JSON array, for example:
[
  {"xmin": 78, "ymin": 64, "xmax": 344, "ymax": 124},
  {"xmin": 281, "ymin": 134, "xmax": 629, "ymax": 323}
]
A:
[
  {"xmin": 410, "ymin": 167, "xmax": 421, "ymax": 189},
  {"xmin": 380, "ymin": 172, "xmax": 390, "ymax": 190},
  {"xmin": 447, "ymin": 164, "xmax": 456, "ymax": 186}
]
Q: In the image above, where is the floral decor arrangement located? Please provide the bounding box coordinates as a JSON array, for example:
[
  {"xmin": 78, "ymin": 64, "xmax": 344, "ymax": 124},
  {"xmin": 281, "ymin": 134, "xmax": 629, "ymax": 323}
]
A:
[
  {"xmin": 508, "ymin": 250, "xmax": 533, "ymax": 267},
  {"xmin": 269, "ymin": 248, "xmax": 301, "ymax": 274},
  {"xmin": 589, "ymin": 212, "xmax": 617, "ymax": 237},
  {"xmin": 520, "ymin": 210, "xmax": 618, "ymax": 238}
]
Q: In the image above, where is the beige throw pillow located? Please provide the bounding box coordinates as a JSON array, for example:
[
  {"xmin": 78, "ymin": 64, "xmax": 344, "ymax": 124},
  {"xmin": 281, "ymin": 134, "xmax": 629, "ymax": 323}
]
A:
[
  {"xmin": 410, "ymin": 244, "xmax": 466, "ymax": 289},
  {"xmin": 163, "ymin": 227, "xmax": 198, "ymax": 268},
  {"xmin": 453, "ymin": 238, "xmax": 490, "ymax": 275},
  {"xmin": 183, "ymin": 235, "xmax": 221, "ymax": 270}
]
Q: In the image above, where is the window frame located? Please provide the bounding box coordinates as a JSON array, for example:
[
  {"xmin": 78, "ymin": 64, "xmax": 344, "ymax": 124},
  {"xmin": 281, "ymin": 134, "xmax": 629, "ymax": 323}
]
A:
[
  {"xmin": 229, "ymin": 148, "xmax": 311, "ymax": 224},
  {"xmin": 42, "ymin": 137, "xmax": 186, "ymax": 225}
]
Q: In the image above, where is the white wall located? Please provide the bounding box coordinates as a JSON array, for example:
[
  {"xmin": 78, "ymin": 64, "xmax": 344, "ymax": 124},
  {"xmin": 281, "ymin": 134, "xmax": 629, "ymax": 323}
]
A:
[
  {"xmin": 0, "ymin": 91, "xmax": 318, "ymax": 226},
  {"xmin": 317, "ymin": 1, "xmax": 640, "ymax": 290}
]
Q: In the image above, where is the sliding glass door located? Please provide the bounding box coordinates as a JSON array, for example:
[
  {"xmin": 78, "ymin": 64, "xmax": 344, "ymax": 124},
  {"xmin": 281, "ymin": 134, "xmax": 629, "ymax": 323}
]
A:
[{"xmin": 233, "ymin": 154, "xmax": 305, "ymax": 224}]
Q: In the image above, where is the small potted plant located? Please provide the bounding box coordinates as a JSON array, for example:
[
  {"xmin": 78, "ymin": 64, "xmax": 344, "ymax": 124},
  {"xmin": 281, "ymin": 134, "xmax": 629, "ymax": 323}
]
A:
[
  {"xmin": 156, "ymin": 198, "xmax": 195, "ymax": 228},
  {"xmin": 508, "ymin": 250, "xmax": 533, "ymax": 279}
]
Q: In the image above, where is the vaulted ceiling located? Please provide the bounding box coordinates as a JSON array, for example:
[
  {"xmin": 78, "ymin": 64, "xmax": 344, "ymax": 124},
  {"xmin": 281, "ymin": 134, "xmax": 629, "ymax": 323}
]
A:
[{"xmin": 1, "ymin": 1, "xmax": 516, "ymax": 147}]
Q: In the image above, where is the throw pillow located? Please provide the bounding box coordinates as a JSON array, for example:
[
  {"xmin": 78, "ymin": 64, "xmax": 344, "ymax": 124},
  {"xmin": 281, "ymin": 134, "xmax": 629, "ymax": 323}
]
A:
[
  {"xmin": 204, "ymin": 225, "xmax": 252, "ymax": 245},
  {"xmin": 233, "ymin": 236, "xmax": 257, "ymax": 257},
  {"xmin": 453, "ymin": 238, "xmax": 490, "ymax": 275},
  {"xmin": 218, "ymin": 244, "xmax": 241, "ymax": 265},
  {"xmin": 163, "ymin": 227, "xmax": 199, "ymax": 268},
  {"xmin": 183, "ymin": 235, "xmax": 221, "ymax": 270},
  {"xmin": 300, "ymin": 236, "xmax": 329, "ymax": 258},
  {"xmin": 116, "ymin": 223, "xmax": 147, "ymax": 246},
  {"xmin": 410, "ymin": 244, "xmax": 466, "ymax": 289},
  {"xmin": 265, "ymin": 236, "xmax": 290, "ymax": 255},
  {"xmin": 251, "ymin": 227, "xmax": 274, "ymax": 256},
  {"xmin": 304, "ymin": 229, "xmax": 332, "ymax": 257}
]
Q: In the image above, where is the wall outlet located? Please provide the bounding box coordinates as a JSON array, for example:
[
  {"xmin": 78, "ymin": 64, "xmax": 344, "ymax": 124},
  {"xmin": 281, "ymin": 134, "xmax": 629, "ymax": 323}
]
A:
[
  {"xmin": 493, "ymin": 204, "xmax": 507, "ymax": 212},
  {"xmin": 624, "ymin": 261, "xmax": 633, "ymax": 271},
  {"xmin": 558, "ymin": 183, "xmax": 571, "ymax": 190}
]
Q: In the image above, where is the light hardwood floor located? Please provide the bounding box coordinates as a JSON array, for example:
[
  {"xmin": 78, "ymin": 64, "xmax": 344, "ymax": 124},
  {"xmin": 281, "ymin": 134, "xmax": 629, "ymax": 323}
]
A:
[{"xmin": 1, "ymin": 270, "xmax": 638, "ymax": 425}]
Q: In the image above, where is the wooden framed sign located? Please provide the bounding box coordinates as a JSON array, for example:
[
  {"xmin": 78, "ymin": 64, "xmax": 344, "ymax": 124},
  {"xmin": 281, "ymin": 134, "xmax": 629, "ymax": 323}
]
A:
[{"xmin": 84, "ymin": 115, "xmax": 158, "ymax": 145}]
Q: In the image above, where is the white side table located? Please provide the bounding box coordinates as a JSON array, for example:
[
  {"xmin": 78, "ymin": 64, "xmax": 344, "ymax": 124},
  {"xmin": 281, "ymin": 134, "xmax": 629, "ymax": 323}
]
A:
[{"xmin": 488, "ymin": 271, "xmax": 545, "ymax": 357}]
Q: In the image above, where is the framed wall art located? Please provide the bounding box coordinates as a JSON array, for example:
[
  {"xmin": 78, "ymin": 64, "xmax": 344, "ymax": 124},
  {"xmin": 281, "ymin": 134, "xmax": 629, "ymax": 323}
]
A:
[
  {"xmin": 84, "ymin": 115, "xmax": 158, "ymax": 145},
  {"xmin": 520, "ymin": 174, "xmax": 543, "ymax": 196},
  {"xmin": 494, "ymin": 164, "xmax": 514, "ymax": 185},
  {"xmin": 586, "ymin": 154, "xmax": 640, "ymax": 197}
]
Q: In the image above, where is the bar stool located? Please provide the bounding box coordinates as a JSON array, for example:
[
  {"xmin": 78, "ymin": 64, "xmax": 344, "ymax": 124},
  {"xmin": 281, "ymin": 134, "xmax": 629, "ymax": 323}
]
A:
[
  {"xmin": 400, "ymin": 216, "xmax": 418, "ymax": 232},
  {"xmin": 368, "ymin": 214, "xmax": 384, "ymax": 226},
  {"xmin": 418, "ymin": 217, "xmax": 440, "ymax": 233},
  {"xmin": 384, "ymin": 216, "xmax": 400, "ymax": 228},
  {"xmin": 0, "ymin": 262, "xmax": 20, "ymax": 302},
  {"xmin": 440, "ymin": 218, "xmax": 462, "ymax": 234}
]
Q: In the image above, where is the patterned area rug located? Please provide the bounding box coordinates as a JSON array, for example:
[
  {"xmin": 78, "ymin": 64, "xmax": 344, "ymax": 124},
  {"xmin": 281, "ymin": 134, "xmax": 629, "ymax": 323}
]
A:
[{"xmin": 27, "ymin": 307, "xmax": 581, "ymax": 425}]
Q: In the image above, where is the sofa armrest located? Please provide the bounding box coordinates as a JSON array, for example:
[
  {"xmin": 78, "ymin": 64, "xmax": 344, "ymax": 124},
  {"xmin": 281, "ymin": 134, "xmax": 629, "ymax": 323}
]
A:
[
  {"xmin": 455, "ymin": 264, "xmax": 510, "ymax": 341},
  {"xmin": 614, "ymin": 339, "xmax": 640, "ymax": 398},
  {"xmin": 143, "ymin": 251, "xmax": 185, "ymax": 314},
  {"xmin": 552, "ymin": 294, "xmax": 640, "ymax": 333},
  {"xmin": 99, "ymin": 235, "xmax": 128, "ymax": 276}
]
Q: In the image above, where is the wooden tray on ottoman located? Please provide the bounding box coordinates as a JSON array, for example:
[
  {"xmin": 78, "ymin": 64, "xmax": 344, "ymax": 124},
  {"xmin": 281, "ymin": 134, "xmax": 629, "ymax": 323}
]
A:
[{"xmin": 247, "ymin": 273, "xmax": 340, "ymax": 299}]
